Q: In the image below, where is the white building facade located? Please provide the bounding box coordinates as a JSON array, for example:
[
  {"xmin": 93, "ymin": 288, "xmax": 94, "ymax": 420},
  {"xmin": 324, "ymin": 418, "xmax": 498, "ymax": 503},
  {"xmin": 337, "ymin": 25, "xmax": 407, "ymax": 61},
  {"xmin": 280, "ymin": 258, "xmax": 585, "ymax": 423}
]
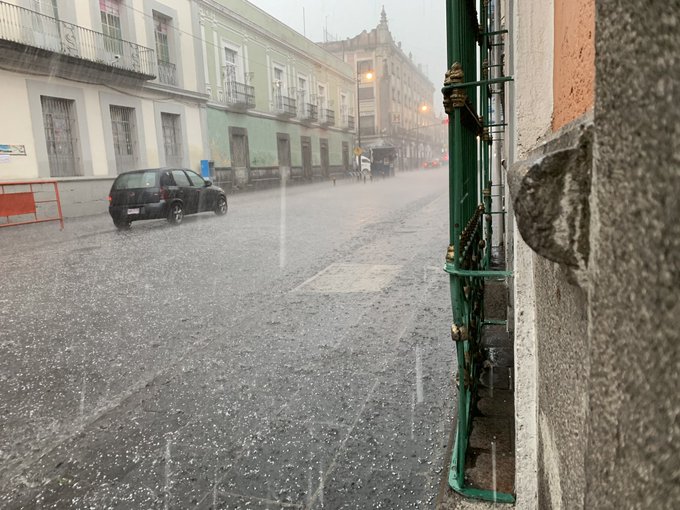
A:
[{"xmin": 0, "ymin": 0, "xmax": 208, "ymax": 216}]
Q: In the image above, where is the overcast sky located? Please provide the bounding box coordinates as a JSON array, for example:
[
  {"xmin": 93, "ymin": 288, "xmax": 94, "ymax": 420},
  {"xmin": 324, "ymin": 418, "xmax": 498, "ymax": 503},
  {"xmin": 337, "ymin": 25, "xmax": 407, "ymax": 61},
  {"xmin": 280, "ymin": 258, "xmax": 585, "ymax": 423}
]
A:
[{"xmin": 247, "ymin": 0, "xmax": 447, "ymax": 98}]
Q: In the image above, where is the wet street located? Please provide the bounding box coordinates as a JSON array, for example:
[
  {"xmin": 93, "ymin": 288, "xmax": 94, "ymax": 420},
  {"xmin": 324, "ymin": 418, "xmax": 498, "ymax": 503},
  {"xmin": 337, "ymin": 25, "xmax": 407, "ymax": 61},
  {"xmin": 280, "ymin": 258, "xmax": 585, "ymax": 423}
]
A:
[{"xmin": 0, "ymin": 169, "xmax": 456, "ymax": 509}]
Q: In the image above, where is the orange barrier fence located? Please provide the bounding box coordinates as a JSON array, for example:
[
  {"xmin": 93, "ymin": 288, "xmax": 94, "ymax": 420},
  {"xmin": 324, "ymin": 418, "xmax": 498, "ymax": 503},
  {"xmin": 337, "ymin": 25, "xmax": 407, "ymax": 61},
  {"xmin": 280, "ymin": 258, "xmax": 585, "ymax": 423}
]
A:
[{"xmin": 0, "ymin": 180, "xmax": 64, "ymax": 230}]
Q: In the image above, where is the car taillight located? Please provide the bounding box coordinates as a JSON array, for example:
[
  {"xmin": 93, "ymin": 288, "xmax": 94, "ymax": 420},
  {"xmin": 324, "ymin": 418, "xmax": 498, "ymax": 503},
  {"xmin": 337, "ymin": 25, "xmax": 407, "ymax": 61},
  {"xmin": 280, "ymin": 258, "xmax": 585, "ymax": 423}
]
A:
[
  {"xmin": 107, "ymin": 195, "xmax": 112, "ymax": 202},
  {"xmin": 159, "ymin": 187, "xmax": 169, "ymax": 200}
]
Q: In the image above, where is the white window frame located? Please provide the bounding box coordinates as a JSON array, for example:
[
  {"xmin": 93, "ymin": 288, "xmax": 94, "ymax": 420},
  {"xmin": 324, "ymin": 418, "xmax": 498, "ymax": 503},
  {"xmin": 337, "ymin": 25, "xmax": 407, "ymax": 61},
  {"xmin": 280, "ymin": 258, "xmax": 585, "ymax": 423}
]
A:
[
  {"xmin": 295, "ymin": 73, "xmax": 310, "ymax": 117},
  {"xmin": 317, "ymin": 83, "xmax": 327, "ymax": 109},
  {"xmin": 100, "ymin": 0, "xmax": 123, "ymax": 54},
  {"xmin": 340, "ymin": 92, "xmax": 349, "ymax": 125},
  {"xmin": 221, "ymin": 40, "xmax": 244, "ymax": 100},
  {"xmin": 153, "ymin": 11, "xmax": 172, "ymax": 64},
  {"xmin": 272, "ymin": 63, "xmax": 286, "ymax": 111},
  {"xmin": 272, "ymin": 63, "xmax": 286, "ymax": 95},
  {"xmin": 160, "ymin": 111, "xmax": 183, "ymax": 167},
  {"xmin": 297, "ymin": 75, "xmax": 308, "ymax": 100},
  {"xmin": 297, "ymin": 74, "xmax": 308, "ymax": 116}
]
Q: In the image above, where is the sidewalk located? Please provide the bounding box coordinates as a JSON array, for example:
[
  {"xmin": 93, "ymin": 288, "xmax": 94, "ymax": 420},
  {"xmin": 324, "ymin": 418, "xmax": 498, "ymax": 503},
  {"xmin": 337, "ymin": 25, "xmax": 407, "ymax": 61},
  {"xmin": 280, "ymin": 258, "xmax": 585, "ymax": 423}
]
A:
[{"xmin": 0, "ymin": 212, "xmax": 114, "ymax": 251}]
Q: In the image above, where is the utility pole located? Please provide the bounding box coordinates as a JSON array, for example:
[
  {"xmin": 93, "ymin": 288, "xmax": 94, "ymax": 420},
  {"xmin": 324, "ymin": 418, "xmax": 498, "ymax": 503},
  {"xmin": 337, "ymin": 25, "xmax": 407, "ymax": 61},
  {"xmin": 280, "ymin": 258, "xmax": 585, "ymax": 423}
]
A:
[
  {"xmin": 417, "ymin": 103, "xmax": 429, "ymax": 167},
  {"xmin": 356, "ymin": 60, "xmax": 361, "ymax": 151}
]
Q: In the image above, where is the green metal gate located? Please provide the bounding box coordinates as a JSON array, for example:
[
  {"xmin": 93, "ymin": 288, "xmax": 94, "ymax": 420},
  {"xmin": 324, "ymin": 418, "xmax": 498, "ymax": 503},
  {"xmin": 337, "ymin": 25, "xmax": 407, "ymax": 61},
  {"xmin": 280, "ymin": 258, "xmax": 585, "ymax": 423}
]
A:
[{"xmin": 443, "ymin": 0, "xmax": 513, "ymax": 502}]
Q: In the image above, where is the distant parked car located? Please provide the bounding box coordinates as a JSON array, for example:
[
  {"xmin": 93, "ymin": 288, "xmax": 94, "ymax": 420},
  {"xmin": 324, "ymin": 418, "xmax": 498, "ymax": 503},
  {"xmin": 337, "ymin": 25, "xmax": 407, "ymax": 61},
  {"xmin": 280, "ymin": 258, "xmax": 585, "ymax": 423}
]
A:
[
  {"xmin": 108, "ymin": 168, "xmax": 227, "ymax": 230},
  {"xmin": 357, "ymin": 155, "xmax": 371, "ymax": 174},
  {"xmin": 422, "ymin": 160, "xmax": 441, "ymax": 169}
]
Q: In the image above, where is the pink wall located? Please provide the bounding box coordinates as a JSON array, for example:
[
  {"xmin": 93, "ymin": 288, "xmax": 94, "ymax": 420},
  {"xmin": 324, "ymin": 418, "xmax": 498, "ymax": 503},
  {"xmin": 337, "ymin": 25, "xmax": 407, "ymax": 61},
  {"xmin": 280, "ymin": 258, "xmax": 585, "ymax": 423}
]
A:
[{"xmin": 553, "ymin": 0, "xmax": 595, "ymax": 131}]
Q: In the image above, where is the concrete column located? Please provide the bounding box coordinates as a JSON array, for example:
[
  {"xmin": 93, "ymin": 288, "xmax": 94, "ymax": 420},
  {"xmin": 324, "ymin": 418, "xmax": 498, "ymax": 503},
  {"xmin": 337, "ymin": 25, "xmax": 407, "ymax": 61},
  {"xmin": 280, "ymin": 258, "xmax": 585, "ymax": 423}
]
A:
[{"xmin": 509, "ymin": 0, "xmax": 554, "ymax": 506}]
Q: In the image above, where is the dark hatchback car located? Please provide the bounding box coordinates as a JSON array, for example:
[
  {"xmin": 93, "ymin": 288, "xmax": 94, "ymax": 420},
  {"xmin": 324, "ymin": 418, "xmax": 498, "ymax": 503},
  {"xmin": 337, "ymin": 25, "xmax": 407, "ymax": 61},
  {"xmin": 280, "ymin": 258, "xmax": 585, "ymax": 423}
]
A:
[{"xmin": 108, "ymin": 168, "xmax": 227, "ymax": 229}]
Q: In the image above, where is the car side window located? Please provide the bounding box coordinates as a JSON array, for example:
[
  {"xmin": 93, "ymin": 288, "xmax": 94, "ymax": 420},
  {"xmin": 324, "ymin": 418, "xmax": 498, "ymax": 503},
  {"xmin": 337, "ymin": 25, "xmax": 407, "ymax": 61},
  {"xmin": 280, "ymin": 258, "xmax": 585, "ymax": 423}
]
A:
[
  {"xmin": 186, "ymin": 171, "xmax": 205, "ymax": 188},
  {"xmin": 159, "ymin": 172, "xmax": 175, "ymax": 187},
  {"xmin": 171, "ymin": 170, "xmax": 191, "ymax": 187}
]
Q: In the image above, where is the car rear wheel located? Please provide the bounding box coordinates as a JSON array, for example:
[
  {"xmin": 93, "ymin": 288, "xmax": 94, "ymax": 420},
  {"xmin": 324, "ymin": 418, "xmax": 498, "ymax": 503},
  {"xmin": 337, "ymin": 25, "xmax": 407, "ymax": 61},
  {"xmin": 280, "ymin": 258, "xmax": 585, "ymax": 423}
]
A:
[
  {"xmin": 168, "ymin": 202, "xmax": 184, "ymax": 225},
  {"xmin": 114, "ymin": 220, "xmax": 131, "ymax": 230},
  {"xmin": 215, "ymin": 196, "xmax": 228, "ymax": 216}
]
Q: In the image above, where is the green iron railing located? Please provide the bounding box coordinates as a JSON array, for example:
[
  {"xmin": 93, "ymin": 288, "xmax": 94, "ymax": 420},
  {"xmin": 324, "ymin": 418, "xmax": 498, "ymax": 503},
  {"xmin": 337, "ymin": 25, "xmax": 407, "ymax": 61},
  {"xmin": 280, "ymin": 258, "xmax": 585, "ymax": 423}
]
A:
[{"xmin": 443, "ymin": 0, "xmax": 513, "ymax": 503}]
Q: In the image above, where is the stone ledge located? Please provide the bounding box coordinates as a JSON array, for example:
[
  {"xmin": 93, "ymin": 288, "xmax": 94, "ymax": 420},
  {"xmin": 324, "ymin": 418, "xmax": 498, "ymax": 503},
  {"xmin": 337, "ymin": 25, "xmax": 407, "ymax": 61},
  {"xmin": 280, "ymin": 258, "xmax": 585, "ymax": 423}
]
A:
[{"xmin": 508, "ymin": 116, "xmax": 593, "ymax": 285}]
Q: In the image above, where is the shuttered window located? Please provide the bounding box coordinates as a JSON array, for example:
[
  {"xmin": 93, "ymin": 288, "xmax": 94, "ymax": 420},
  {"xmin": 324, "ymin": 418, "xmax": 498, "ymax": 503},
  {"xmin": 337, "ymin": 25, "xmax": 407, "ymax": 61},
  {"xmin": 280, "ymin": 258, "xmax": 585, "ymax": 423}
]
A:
[
  {"xmin": 41, "ymin": 96, "xmax": 80, "ymax": 177},
  {"xmin": 110, "ymin": 105, "xmax": 137, "ymax": 173},
  {"xmin": 161, "ymin": 112, "xmax": 183, "ymax": 167}
]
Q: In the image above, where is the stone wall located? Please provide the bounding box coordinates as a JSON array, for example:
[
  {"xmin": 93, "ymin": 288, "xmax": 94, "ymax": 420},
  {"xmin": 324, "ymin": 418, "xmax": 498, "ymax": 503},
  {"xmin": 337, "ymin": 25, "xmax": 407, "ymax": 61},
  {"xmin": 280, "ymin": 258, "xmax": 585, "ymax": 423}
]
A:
[
  {"xmin": 534, "ymin": 255, "xmax": 588, "ymax": 509},
  {"xmin": 584, "ymin": 1, "xmax": 680, "ymax": 507},
  {"xmin": 57, "ymin": 178, "xmax": 113, "ymax": 218},
  {"xmin": 509, "ymin": 0, "xmax": 679, "ymax": 508}
]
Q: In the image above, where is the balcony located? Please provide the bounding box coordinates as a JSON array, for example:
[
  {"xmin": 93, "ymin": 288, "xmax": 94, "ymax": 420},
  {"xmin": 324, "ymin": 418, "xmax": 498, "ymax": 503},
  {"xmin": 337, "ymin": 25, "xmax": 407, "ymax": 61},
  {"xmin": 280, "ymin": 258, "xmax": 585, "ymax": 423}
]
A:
[
  {"xmin": 217, "ymin": 81, "xmax": 255, "ymax": 109},
  {"xmin": 320, "ymin": 108, "xmax": 335, "ymax": 127},
  {"xmin": 273, "ymin": 95, "xmax": 296, "ymax": 117},
  {"xmin": 0, "ymin": 1, "xmax": 156, "ymax": 80},
  {"xmin": 157, "ymin": 60, "xmax": 176, "ymax": 86}
]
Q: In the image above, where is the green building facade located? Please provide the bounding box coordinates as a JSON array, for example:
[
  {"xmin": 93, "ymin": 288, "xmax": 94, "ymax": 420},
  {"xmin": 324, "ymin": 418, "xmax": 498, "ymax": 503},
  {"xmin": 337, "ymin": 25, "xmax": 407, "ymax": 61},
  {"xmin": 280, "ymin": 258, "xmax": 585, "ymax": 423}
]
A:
[{"xmin": 198, "ymin": 0, "xmax": 356, "ymax": 187}]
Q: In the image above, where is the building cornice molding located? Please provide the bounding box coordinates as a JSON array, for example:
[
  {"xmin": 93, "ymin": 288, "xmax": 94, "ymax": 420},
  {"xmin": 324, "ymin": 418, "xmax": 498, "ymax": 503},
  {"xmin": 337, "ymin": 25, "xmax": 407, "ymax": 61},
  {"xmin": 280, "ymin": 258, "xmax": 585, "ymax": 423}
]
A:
[
  {"xmin": 142, "ymin": 82, "xmax": 211, "ymax": 103},
  {"xmin": 320, "ymin": 33, "xmax": 434, "ymax": 90},
  {"xmin": 196, "ymin": 0, "xmax": 354, "ymax": 84}
]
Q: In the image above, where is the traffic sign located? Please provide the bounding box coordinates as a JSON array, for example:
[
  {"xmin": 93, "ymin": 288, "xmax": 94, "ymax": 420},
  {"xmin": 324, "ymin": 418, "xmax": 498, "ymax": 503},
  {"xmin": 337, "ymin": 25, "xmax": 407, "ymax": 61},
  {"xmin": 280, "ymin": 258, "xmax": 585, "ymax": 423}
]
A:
[{"xmin": 353, "ymin": 147, "xmax": 363, "ymax": 156}]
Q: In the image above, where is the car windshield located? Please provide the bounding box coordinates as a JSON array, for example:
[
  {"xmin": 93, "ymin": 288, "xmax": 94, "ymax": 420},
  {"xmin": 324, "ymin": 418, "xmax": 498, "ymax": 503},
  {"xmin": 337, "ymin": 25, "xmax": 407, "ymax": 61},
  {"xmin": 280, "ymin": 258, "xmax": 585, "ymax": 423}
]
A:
[{"xmin": 112, "ymin": 171, "xmax": 159, "ymax": 190}]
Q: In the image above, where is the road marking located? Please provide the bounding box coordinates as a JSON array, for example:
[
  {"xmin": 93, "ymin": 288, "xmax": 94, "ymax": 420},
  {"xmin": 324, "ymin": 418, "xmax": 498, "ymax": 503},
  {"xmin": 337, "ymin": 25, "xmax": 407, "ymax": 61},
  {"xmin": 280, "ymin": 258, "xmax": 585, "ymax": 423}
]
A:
[
  {"xmin": 195, "ymin": 386, "xmax": 304, "ymax": 507},
  {"xmin": 290, "ymin": 263, "xmax": 336, "ymax": 293},
  {"xmin": 279, "ymin": 176, "xmax": 287, "ymax": 268},
  {"xmin": 307, "ymin": 270, "xmax": 440, "ymax": 508},
  {"xmin": 416, "ymin": 345, "xmax": 424, "ymax": 403},
  {"xmin": 318, "ymin": 458, "xmax": 325, "ymax": 508},
  {"xmin": 306, "ymin": 379, "xmax": 379, "ymax": 508},
  {"xmin": 216, "ymin": 490, "xmax": 303, "ymax": 508},
  {"xmin": 292, "ymin": 263, "xmax": 401, "ymax": 293},
  {"xmin": 163, "ymin": 439, "xmax": 171, "ymax": 510},
  {"xmin": 305, "ymin": 420, "xmax": 351, "ymax": 430},
  {"xmin": 79, "ymin": 374, "xmax": 86, "ymax": 424},
  {"xmin": 411, "ymin": 389, "xmax": 416, "ymax": 440}
]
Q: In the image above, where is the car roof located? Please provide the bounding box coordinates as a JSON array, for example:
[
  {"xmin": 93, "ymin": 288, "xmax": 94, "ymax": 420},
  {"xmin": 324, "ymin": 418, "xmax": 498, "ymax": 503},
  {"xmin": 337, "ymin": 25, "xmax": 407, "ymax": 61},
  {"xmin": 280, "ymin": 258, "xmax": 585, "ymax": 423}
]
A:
[{"xmin": 115, "ymin": 168, "xmax": 191, "ymax": 176}]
